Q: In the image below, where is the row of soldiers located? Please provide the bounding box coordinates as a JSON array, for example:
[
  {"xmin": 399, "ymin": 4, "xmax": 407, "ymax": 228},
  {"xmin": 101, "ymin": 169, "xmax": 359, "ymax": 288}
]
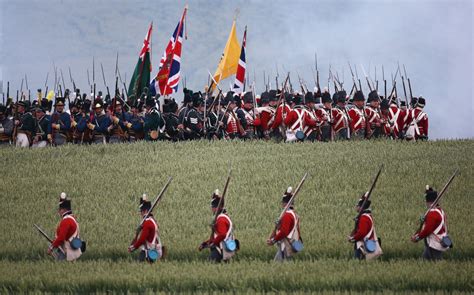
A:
[
  {"xmin": 0, "ymin": 86, "xmax": 429, "ymax": 146},
  {"xmin": 40, "ymin": 181, "xmax": 451, "ymax": 263}
]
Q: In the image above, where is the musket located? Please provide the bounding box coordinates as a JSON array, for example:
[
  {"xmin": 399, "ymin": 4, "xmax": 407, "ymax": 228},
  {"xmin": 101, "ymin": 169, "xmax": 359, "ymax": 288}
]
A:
[
  {"xmin": 416, "ymin": 169, "xmax": 458, "ymax": 232},
  {"xmin": 269, "ymin": 172, "xmax": 308, "ymax": 240},
  {"xmin": 275, "ymin": 63, "xmax": 279, "ymax": 90},
  {"xmin": 353, "ymin": 164, "xmax": 384, "ymax": 232},
  {"xmin": 25, "ymin": 74, "xmax": 29, "ymax": 91},
  {"xmin": 44, "ymin": 72, "xmax": 49, "ymax": 92},
  {"xmin": 403, "ymin": 64, "xmax": 413, "ymax": 102},
  {"xmin": 33, "ymin": 223, "xmax": 66, "ymax": 260},
  {"xmin": 93, "ymin": 57, "xmax": 96, "ymax": 99},
  {"xmin": 131, "ymin": 177, "xmax": 173, "ymax": 244},
  {"xmin": 361, "ymin": 64, "xmax": 373, "ymax": 92},
  {"xmin": 60, "ymin": 69, "xmax": 67, "ymax": 97},
  {"xmin": 207, "ymin": 168, "xmax": 232, "ymax": 245},
  {"xmin": 87, "ymin": 69, "xmax": 91, "ymax": 88},
  {"xmin": 100, "ymin": 63, "xmax": 111, "ymax": 99},
  {"xmin": 347, "ymin": 62, "xmax": 358, "ymax": 91},
  {"xmin": 401, "ymin": 75, "xmax": 409, "ymax": 108},
  {"xmin": 20, "ymin": 78, "xmax": 24, "ymax": 96},
  {"xmin": 117, "ymin": 67, "xmax": 128, "ymax": 99},
  {"xmin": 68, "ymin": 67, "xmax": 76, "ymax": 91},
  {"xmin": 382, "ymin": 65, "xmax": 387, "ymax": 100}
]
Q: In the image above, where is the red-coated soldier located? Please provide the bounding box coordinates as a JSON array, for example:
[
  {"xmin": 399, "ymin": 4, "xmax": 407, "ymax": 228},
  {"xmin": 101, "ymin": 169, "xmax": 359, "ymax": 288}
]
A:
[
  {"xmin": 303, "ymin": 92, "xmax": 319, "ymax": 141},
  {"xmin": 397, "ymin": 101, "xmax": 410, "ymax": 139},
  {"xmin": 199, "ymin": 190, "xmax": 237, "ymax": 262},
  {"xmin": 386, "ymin": 98, "xmax": 402, "ymax": 138},
  {"xmin": 48, "ymin": 192, "xmax": 83, "ymax": 261},
  {"xmin": 223, "ymin": 95, "xmax": 242, "ymax": 139},
  {"xmin": 267, "ymin": 187, "xmax": 302, "ymax": 262},
  {"xmin": 348, "ymin": 90, "xmax": 366, "ymax": 140},
  {"xmin": 254, "ymin": 92, "xmax": 274, "ymax": 139},
  {"xmin": 270, "ymin": 92, "xmax": 293, "ymax": 140},
  {"xmin": 128, "ymin": 194, "xmax": 164, "ymax": 263},
  {"xmin": 379, "ymin": 99, "xmax": 392, "ymax": 138},
  {"xmin": 411, "ymin": 186, "xmax": 451, "ymax": 260},
  {"xmin": 347, "ymin": 194, "xmax": 382, "ymax": 260},
  {"xmin": 365, "ymin": 90, "xmax": 383, "ymax": 138},
  {"xmin": 284, "ymin": 94, "xmax": 317, "ymax": 142},
  {"xmin": 331, "ymin": 91, "xmax": 350, "ymax": 140},
  {"xmin": 405, "ymin": 97, "xmax": 429, "ymax": 141}
]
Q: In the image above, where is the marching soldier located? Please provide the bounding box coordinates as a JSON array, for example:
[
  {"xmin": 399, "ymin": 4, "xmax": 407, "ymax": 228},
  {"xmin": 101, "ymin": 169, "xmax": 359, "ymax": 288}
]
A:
[
  {"xmin": 177, "ymin": 89, "xmax": 194, "ymax": 139},
  {"xmin": 270, "ymin": 92, "xmax": 293, "ymax": 140},
  {"xmin": 386, "ymin": 98, "xmax": 401, "ymax": 139},
  {"xmin": 267, "ymin": 187, "xmax": 302, "ymax": 262},
  {"xmin": 184, "ymin": 93, "xmax": 205, "ymax": 140},
  {"xmin": 348, "ymin": 194, "xmax": 382, "ymax": 260},
  {"xmin": 405, "ymin": 97, "xmax": 428, "ymax": 141},
  {"xmin": 32, "ymin": 106, "xmax": 50, "ymax": 148},
  {"xmin": 302, "ymin": 92, "xmax": 319, "ymax": 141},
  {"xmin": 284, "ymin": 94, "xmax": 317, "ymax": 142},
  {"xmin": 125, "ymin": 100, "xmax": 145, "ymax": 142},
  {"xmin": 108, "ymin": 99, "xmax": 129, "ymax": 143},
  {"xmin": 379, "ymin": 99, "xmax": 392, "ymax": 138},
  {"xmin": 161, "ymin": 98, "xmax": 180, "ymax": 141},
  {"xmin": 236, "ymin": 92, "xmax": 256, "ymax": 139},
  {"xmin": 316, "ymin": 92, "xmax": 333, "ymax": 142},
  {"xmin": 74, "ymin": 100, "xmax": 91, "ymax": 144},
  {"xmin": 87, "ymin": 99, "xmax": 111, "ymax": 144},
  {"xmin": 365, "ymin": 91, "xmax": 383, "ymax": 139},
  {"xmin": 199, "ymin": 190, "xmax": 237, "ymax": 262},
  {"xmin": 254, "ymin": 92, "xmax": 274, "ymax": 140},
  {"xmin": 224, "ymin": 95, "xmax": 244, "ymax": 139},
  {"xmin": 14, "ymin": 101, "xmax": 35, "ymax": 147},
  {"xmin": 49, "ymin": 97, "xmax": 71, "ymax": 145},
  {"xmin": 0, "ymin": 104, "xmax": 13, "ymax": 146},
  {"xmin": 128, "ymin": 195, "xmax": 164, "ymax": 262},
  {"xmin": 348, "ymin": 90, "xmax": 366, "ymax": 140},
  {"xmin": 331, "ymin": 91, "xmax": 350, "ymax": 140},
  {"xmin": 411, "ymin": 186, "xmax": 451, "ymax": 260},
  {"xmin": 143, "ymin": 96, "xmax": 164, "ymax": 141},
  {"xmin": 206, "ymin": 96, "xmax": 226, "ymax": 140},
  {"xmin": 48, "ymin": 193, "xmax": 83, "ymax": 261}
]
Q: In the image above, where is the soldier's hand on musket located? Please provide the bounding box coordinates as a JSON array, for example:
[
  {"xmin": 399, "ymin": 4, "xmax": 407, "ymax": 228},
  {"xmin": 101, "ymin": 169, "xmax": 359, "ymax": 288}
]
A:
[
  {"xmin": 47, "ymin": 134, "xmax": 53, "ymax": 143},
  {"xmin": 53, "ymin": 123, "xmax": 61, "ymax": 130},
  {"xmin": 266, "ymin": 238, "xmax": 275, "ymax": 246},
  {"xmin": 198, "ymin": 241, "xmax": 208, "ymax": 251},
  {"xmin": 14, "ymin": 120, "xmax": 20, "ymax": 126},
  {"xmin": 410, "ymin": 234, "xmax": 420, "ymax": 243},
  {"xmin": 47, "ymin": 245, "xmax": 53, "ymax": 256},
  {"xmin": 126, "ymin": 122, "xmax": 132, "ymax": 129},
  {"xmin": 71, "ymin": 120, "xmax": 77, "ymax": 128},
  {"xmin": 112, "ymin": 116, "xmax": 119, "ymax": 124},
  {"xmin": 218, "ymin": 122, "xmax": 224, "ymax": 127},
  {"xmin": 347, "ymin": 236, "xmax": 355, "ymax": 243},
  {"xmin": 87, "ymin": 123, "xmax": 95, "ymax": 130}
]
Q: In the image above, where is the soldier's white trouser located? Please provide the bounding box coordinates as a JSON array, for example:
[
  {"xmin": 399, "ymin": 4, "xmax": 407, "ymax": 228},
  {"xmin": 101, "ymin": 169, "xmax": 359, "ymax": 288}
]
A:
[
  {"xmin": 16, "ymin": 133, "xmax": 29, "ymax": 147},
  {"xmin": 32, "ymin": 140, "xmax": 48, "ymax": 148}
]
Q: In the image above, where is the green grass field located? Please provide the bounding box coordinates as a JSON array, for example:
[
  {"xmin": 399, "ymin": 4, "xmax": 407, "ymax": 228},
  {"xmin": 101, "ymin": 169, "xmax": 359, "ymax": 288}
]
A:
[{"xmin": 0, "ymin": 140, "xmax": 473, "ymax": 293}]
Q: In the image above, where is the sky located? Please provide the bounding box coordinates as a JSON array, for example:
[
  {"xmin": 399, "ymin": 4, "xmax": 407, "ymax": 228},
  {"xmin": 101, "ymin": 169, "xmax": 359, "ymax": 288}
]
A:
[{"xmin": 0, "ymin": 0, "xmax": 472, "ymax": 139}]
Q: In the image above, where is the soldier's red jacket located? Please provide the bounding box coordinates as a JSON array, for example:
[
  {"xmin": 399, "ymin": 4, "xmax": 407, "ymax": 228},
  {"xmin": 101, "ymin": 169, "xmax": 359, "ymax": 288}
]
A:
[
  {"xmin": 407, "ymin": 107, "xmax": 428, "ymax": 138},
  {"xmin": 256, "ymin": 106, "xmax": 275, "ymax": 131},
  {"xmin": 51, "ymin": 212, "xmax": 78, "ymax": 248},
  {"xmin": 133, "ymin": 216, "xmax": 158, "ymax": 249},
  {"xmin": 205, "ymin": 213, "xmax": 231, "ymax": 245},
  {"xmin": 284, "ymin": 107, "xmax": 317, "ymax": 132},
  {"xmin": 348, "ymin": 107, "xmax": 366, "ymax": 134},
  {"xmin": 331, "ymin": 106, "xmax": 349, "ymax": 133},
  {"xmin": 273, "ymin": 210, "xmax": 296, "ymax": 242},
  {"xmin": 270, "ymin": 104, "xmax": 291, "ymax": 130},
  {"xmin": 351, "ymin": 212, "xmax": 375, "ymax": 241},
  {"xmin": 416, "ymin": 207, "xmax": 446, "ymax": 239}
]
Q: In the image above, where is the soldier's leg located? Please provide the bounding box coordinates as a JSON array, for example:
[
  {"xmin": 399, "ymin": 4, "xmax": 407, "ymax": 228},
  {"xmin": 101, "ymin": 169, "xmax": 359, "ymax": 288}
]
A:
[
  {"xmin": 274, "ymin": 248, "xmax": 284, "ymax": 262},
  {"xmin": 16, "ymin": 133, "xmax": 29, "ymax": 147},
  {"xmin": 209, "ymin": 246, "xmax": 223, "ymax": 263},
  {"xmin": 354, "ymin": 244, "xmax": 364, "ymax": 260},
  {"xmin": 138, "ymin": 250, "xmax": 147, "ymax": 262}
]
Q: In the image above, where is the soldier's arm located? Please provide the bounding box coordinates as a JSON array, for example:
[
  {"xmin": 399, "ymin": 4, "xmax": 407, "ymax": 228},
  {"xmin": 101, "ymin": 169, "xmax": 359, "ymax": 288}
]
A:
[
  {"xmin": 60, "ymin": 114, "xmax": 71, "ymax": 131},
  {"xmin": 211, "ymin": 217, "xmax": 230, "ymax": 246},
  {"xmin": 236, "ymin": 110, "xmax": 248, "ymax": 129},
  {"xmin": 131, "ymin": 221, "xmax": 153, "ymax": 249},
  {"xmin": 416, "ymin": 211, "xmax": 441, "ymax": 240},
  {"xmin": 273, "ymin": 213, "xmax": 293, "ymax": 242}
]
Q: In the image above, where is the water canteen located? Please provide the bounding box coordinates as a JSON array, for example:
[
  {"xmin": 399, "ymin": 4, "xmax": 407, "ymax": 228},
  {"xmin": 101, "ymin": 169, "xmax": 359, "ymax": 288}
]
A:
[
  {"xmin": 147, "ymin": 249, "xmax": 160, "ymax": 261},
  {"xmin": 364, "ymin": 239, "xmax": 376, "ymax": 253},
  {"xmin": 291, "ymin": 240, "xmax": 304, "ymax": 252}
]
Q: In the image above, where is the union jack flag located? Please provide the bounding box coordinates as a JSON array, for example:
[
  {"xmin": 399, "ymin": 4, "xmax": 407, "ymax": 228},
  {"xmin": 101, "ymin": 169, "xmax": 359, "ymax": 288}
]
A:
[
  {"xmin": 152, "ymin": 6, "xmax": 187, "ymax": 96},
  {"xmin": 232, "ymin": 26, "xmax": 247, "ymax": 94}
]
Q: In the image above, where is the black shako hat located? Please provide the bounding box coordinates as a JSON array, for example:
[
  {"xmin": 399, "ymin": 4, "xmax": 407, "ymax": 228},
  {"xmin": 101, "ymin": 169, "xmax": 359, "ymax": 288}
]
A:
[
  {"xmin": 58, "ymin": 192, "xmax": 71, "ymax": 210},
  {"xmin": 139, "ymin": 194, "xmax": 152, "ymax": 211},
  {"xmin": 425, "ymin": 186, "xmax": 438, "ymax": 202}
]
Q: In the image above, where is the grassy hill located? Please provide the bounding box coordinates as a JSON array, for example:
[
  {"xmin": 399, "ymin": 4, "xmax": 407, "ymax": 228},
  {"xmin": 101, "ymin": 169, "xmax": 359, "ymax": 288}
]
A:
[{"xmin": 0, "ymin": 140, "xmax": 473, "ymax": 293}]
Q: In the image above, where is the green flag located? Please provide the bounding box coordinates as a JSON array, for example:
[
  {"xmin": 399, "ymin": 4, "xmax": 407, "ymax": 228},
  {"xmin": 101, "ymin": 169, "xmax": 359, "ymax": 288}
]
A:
[{"xmin": 128, "ymin": 23, "xmax": 153, "ymax": 100}]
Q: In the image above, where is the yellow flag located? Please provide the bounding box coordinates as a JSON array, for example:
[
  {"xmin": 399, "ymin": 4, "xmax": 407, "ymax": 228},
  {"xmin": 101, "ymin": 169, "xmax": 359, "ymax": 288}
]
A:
[
  {"xmin": 212, "ymin": 20, "xmax": 241, "ymax": 90},
  {"xmin": 46, "ymin": 90, "xmax": 55, "ymax": 101}
]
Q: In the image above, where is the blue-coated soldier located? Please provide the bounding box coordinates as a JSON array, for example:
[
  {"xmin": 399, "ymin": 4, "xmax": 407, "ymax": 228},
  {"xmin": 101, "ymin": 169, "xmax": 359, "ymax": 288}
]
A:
[
  {"xmin": 125, "ymin": 100, "xmax": 145, "ymax": 142},
  {"xmin": 161, "ymin": 98, "xmax": 180, "ymax": 141},
  {"xmin": 109, "ymin": 98, "xmax": 130, "ymax": 143},
  {"xmin": 49, "ymin": 96, "xmax": 71, "ymax": 145},
  {"xmin": 0, "ymin": 104, "xmax": 13, "ymax": 146},
  {"xmin": 14, "ymin": 101, "xmax": 35, "ymax": 147},
  {"xmin": 184, "ymin": 92, "xmax": 205, "ymax": 140},
  {"xmin": 87, "ymin": 99, "xmax": 111, "ymax": 144},
  {"xmin": 32, "ymin": 105, "xmax": 51, "ymax": 148},
  {"xmin": 177, "ymin": 89, "xmax": 194, "ymax": 140},
  {"xmin": 143, "ymin": 96, "xmax": 164, "ymax": 141}
]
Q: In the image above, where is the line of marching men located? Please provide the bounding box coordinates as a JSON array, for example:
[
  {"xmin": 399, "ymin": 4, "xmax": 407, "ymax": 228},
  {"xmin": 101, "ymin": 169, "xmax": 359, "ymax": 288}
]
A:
[
  {"xmin": 0, "ymin": 86, "xmax": 429, "ymax": 146},
  {"xmin": 40, "ymin": 181, "xmax": 452, "ymax": 263}
]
